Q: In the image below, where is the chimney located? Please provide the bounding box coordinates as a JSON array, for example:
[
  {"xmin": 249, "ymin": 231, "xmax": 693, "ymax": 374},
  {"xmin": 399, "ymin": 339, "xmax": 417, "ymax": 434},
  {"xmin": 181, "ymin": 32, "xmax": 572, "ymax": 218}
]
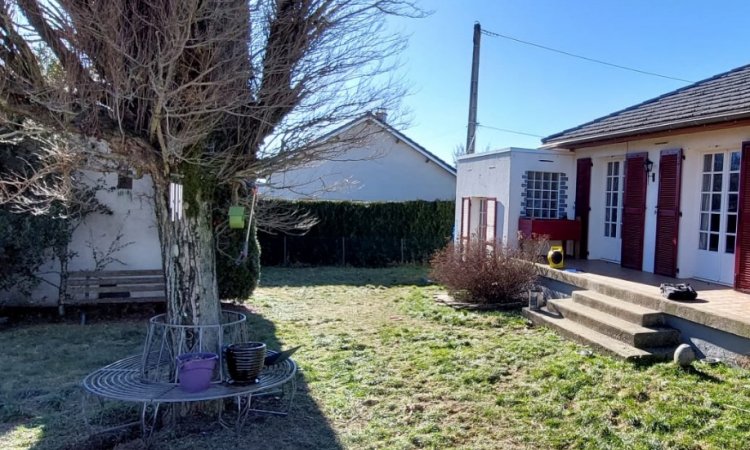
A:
[{"xmin": 373, "ymin": 108, "xmax": 387, "ymax": 123}]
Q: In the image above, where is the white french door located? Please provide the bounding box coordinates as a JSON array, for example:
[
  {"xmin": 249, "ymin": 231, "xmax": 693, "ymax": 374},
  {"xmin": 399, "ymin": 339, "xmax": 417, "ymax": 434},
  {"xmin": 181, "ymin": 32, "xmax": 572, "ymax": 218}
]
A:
[
  {"xmin": 600, "ymin": 160, "xmax": 624, "ymax": 262},
  {"xmin": 695, "ymin": 151, "xmax": 740, "ymax": 284}
]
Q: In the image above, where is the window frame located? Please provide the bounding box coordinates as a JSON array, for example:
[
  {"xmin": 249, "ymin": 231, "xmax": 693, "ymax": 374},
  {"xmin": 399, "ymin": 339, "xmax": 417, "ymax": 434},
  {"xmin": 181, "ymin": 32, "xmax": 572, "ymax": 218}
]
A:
[
  {"xmin": 604, "ymin": 160, "xmax": 624, "ymax": 238},
  {"xmin": 698, "ymin": 150, "xmax": 741, "ymax": 254},
  {"xmin": 524, "ymin": 171, "xmax": 560, "ymax": 219}
]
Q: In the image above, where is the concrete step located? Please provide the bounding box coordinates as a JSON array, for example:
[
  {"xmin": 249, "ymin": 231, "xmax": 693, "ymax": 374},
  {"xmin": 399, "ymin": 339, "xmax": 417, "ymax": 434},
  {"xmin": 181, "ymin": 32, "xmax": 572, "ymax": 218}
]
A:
[
  {"xmin": 587, "ymin": 283, "xmax": 664, "ymax": 310},
  {"xmin": 572, "ymin": 290, "xmax": 665, "ymax": 326},
  {"xmin": 522, "ymin": 307, "xmax": 673, "ymax": 362},
  {"xmin": 538, "ymin": 267, "xmax": 665, "ymax": 310},
  {"xmin": 548, "ymin": 299, "xmax": 680, "ymax": 348}
]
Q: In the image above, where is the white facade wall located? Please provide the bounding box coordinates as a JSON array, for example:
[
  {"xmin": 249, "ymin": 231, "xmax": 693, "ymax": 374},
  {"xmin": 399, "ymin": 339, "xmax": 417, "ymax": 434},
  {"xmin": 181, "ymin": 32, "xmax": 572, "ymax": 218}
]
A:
[
  {"xmin": 454, "ymin": 150, "xmax": 512, "ymax": 245},
  {"xmin": 575, "ymin": 125, "xmax": 750, "ymax": 283},
  {"xmin": 267, "ymin": 124, "xmax": 456, "ymax": 202},
  {"xmin": 70, "ymin": 172, "xmax": 163, "ymax": 271},
  {"xmin": 455, "ymin": 148, "xmax": 576, "ymax": 248},
  {"xmin": 24, "ymin": 172, "xmax": 162, "ymax": 305}
]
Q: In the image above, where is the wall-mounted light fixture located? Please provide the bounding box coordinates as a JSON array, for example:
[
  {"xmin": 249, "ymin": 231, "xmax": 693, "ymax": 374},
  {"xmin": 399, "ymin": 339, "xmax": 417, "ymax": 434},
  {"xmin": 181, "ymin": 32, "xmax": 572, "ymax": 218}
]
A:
[{"xmin": 644, "ymin": 158, "xmax": 655, "ymax": 182}]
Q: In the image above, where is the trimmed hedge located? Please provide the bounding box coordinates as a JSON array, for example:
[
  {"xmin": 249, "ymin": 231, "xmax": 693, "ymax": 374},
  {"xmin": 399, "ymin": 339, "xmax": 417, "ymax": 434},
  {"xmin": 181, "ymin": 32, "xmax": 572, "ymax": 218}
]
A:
[{"xmin": 259, "ymin": 200, "xmax": 454, "ymax": 267}]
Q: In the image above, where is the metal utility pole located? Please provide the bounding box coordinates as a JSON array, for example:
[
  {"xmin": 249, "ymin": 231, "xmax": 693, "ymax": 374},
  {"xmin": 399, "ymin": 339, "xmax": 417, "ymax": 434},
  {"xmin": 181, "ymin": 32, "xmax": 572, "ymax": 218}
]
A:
[{"xmin": 466, "ymin": 22, "xmax": 481, "ymax": 154}]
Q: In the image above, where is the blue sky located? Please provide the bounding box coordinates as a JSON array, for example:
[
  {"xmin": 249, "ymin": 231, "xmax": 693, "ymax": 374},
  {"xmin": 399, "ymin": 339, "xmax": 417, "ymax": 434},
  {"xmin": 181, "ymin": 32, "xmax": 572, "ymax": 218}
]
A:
[{"xmin": 390, "ymin": 0, "xmax": 750, "ymax": 164}]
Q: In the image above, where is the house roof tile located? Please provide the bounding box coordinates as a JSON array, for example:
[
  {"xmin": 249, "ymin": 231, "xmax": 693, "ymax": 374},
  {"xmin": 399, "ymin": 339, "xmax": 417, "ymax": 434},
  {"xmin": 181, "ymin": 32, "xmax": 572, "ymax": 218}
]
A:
[{"xmin": 543, "ymin": 63, "xmax": 750, "ymax": 148}]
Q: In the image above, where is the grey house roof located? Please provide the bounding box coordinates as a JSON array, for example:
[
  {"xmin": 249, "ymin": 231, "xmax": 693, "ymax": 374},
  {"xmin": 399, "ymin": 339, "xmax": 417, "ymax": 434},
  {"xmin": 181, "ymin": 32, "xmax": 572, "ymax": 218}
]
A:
[{"xmin": 543, "ymin": 63, "xmax": 750, "ymax": 148}]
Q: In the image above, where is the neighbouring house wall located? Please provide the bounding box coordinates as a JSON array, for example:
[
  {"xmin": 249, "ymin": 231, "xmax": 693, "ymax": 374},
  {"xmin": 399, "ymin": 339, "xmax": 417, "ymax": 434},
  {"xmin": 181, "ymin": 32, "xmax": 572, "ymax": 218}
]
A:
[
  {"xmin": 575, "ymin": 125, "xmax": 750, "ymax": 281},
  {"xmin": 454, "ymin": 148, "xmax": 575, "ymax": 248},
  {"xmin": 266, "ymin": 122, "xmax": 456, "ymax": 202},
  {"xmin": 25, "ymin": 171, "xmax": 162, "ymax": 306}
]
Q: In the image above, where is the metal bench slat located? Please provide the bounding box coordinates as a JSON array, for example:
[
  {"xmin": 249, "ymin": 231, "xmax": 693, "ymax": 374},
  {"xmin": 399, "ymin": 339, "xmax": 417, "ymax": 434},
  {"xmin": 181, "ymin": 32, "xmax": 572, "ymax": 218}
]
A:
[{"xmin": 83, "ymin": 355, "xmax": 297, "ymax": 403}]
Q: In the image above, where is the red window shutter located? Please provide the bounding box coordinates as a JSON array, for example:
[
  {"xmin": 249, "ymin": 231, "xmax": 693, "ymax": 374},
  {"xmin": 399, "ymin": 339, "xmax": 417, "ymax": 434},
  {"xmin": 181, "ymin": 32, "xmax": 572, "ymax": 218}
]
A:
[
  {"xmin": 460, "ymin": 197, "xmax": 471, "ymax": 246},
  {"xmin": 486, "ymin": 198, "xmax": 497, "ymax": 243},
  {"xmin": 735, "ymin": 143, "xmax": 750, "ymax": 290},
  {"xmin": 620, "ymin": 153, "xmax": 648, "ymax": 271},
  {"xmin": 654, "ymin": 149, "xmax": 682, "ymax": 277},
  {"xmin": 575, "ymin": 158, "xmax": 592, "ymax": 259}
]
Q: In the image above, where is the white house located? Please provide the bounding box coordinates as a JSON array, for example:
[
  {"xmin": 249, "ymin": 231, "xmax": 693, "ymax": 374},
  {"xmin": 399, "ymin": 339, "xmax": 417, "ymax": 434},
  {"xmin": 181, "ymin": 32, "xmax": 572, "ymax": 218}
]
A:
[
  {"xmin": 266, "ymin": 112, "xmax": 456, "ymax": 202},
  {"xmin": 457, "ymin": 63, "xmax": 750, "ymax": 361},
  {"xmin": 458, "ymin": 62, "xmax": 750, "ymax": 291},
  {"xmin": 543, "ymin": 63, "xmax": 750, "ymax": 289}
]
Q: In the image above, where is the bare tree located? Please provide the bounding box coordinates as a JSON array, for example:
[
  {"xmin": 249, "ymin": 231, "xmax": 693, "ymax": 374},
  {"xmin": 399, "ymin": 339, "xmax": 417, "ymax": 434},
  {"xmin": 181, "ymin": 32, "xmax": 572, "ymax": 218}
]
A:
[{"xmin": 0, "ymin": 0, "xmax": 424, "ymax": 326}]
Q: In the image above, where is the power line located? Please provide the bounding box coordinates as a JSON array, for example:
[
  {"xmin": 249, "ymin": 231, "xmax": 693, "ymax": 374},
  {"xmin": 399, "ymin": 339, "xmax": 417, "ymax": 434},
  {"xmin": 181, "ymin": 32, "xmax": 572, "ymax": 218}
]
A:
[
  {"xmin": 477, "ymin": 124, "xmax": 545, "ymax": 138},
  {"xmin": 480, "ymin": 28, "xmax": 695, "ymax": 84}
]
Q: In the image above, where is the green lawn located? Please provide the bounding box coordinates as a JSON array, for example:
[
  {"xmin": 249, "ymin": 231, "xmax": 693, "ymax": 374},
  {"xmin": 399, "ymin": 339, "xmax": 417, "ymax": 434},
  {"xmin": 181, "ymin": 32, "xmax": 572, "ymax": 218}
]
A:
[{"xmin": 2, "ymin": 266, "xmax": 750, "ymax": 449}]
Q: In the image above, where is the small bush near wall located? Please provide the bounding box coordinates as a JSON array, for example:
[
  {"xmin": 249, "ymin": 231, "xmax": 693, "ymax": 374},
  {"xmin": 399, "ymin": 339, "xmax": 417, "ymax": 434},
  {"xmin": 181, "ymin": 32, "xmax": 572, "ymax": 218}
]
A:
[
  {"xmin": 259, "ymin": 200, "xmax": 454, "ymax": 267},
  {"xmin": 0, "ymin": 210, "xmax": 69, "ymax": 298},
  {"xmin": 216, "ymin": 221, "xmax": 261, "ymax": 301},
  {"xmin": 430, "ymin": 237, "xmax": 547, "ymax": 305}
]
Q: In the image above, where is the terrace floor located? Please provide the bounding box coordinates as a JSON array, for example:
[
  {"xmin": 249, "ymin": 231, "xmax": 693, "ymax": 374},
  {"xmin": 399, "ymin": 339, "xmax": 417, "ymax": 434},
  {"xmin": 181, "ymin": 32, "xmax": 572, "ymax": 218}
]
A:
[{"xmin": 540, "ymin": 259, "xmax": 750, "ymax": 339}]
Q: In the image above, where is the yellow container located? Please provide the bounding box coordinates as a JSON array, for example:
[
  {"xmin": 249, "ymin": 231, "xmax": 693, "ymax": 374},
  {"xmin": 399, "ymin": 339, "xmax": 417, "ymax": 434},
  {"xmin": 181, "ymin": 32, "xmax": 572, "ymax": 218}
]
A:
[
  {"xmin": 547, "ymin": 246, "xmax": 564, "ymax": 269},
  {"xmin": 228, "ymin": 206, "xmax": 246, "ymax": 229}
]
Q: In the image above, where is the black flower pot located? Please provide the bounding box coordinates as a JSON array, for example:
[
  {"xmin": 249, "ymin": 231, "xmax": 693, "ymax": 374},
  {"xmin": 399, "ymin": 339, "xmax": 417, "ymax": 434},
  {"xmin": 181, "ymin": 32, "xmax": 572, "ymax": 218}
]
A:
[{"xmin": 224, "ymin": 342, "xmax": 266, "ymax": 384}]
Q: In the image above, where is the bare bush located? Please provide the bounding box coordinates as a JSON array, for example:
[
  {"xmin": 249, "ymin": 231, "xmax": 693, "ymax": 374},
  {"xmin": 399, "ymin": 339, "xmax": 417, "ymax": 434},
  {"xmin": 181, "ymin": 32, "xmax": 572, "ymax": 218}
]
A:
[{"xmin": 430, "ymin": 236, "xmax": 548, "ymax": 305}]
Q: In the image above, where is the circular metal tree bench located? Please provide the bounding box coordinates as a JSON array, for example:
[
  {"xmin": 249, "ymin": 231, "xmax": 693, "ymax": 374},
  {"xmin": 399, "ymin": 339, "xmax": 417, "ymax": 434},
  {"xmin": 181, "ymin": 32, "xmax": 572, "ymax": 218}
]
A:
[
  {"xmin": 82, "ymin": 311, "xmax": 298, "ymax": 443},
  {"xmin": 82, "ymin": 354, "xmax": 297, "ymax": 443}
]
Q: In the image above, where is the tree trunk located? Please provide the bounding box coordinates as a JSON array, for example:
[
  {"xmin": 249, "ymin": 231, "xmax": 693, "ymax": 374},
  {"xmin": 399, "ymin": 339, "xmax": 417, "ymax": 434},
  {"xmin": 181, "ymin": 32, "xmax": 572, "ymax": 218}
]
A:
[{"xmin": 152, "ymin": 177, "xmax": 221, "ymax": 327}]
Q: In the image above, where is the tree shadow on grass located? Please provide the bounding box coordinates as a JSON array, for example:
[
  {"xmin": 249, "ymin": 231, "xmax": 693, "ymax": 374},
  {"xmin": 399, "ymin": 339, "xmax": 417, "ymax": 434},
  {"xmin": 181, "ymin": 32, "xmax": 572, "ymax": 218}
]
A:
[
  {"xmin": 679, "ymin": 365, "xmax": 724, "ymax": 384},
  {"xmin": 15, "ymin": 304, "xmax": 342, "ymax": 450},
  {"xmin": 260, "ymin": 265, "xmax": 430, "ymax": 288}
]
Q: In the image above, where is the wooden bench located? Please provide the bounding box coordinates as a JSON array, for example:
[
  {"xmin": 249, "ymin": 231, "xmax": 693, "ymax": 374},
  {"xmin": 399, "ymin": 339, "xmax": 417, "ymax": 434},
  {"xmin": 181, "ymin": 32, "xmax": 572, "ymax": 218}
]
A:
[{"xmin": 63, "ymin": 269, "xmax": 166, "ymax": 318}]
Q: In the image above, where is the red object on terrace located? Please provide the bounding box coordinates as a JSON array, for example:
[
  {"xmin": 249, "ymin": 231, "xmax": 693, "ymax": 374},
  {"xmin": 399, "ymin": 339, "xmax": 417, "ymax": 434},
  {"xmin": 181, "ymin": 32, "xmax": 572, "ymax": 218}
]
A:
[{"xmin": 518, "ymin": 218, "xmax": 582, "ymax": 241}]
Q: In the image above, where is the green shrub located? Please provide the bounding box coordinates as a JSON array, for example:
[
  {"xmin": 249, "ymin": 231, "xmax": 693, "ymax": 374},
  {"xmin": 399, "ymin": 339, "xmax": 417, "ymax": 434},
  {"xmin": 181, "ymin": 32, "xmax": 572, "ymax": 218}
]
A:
[
  {"xmin": 216, "ymin": 221, "xmax": 261, "ymax": 301},
  {"xmin": 429, "ymin": 237, "xmax": 546, "ymax": 304},
  {"xmin": 214, "ymin": 187, "xmax": 261, "ymax": 301},
  {"xmin": 0, "ymin": 209, "xmax": 71, "ymax": 297}
]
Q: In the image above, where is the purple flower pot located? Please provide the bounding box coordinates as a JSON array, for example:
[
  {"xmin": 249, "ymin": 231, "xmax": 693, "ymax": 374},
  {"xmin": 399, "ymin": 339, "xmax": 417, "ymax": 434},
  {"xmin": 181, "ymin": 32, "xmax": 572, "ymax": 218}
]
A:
[{"xmin": 176, "ymin": 352, "xmax": 218, "ymax": 393}]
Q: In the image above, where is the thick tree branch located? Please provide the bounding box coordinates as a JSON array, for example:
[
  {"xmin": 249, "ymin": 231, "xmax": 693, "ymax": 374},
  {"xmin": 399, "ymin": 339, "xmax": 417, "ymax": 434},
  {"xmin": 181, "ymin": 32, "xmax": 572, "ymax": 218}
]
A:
[{"xmin": 16, "ymin": 0, "xmax": 90, "ymax": 84}]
